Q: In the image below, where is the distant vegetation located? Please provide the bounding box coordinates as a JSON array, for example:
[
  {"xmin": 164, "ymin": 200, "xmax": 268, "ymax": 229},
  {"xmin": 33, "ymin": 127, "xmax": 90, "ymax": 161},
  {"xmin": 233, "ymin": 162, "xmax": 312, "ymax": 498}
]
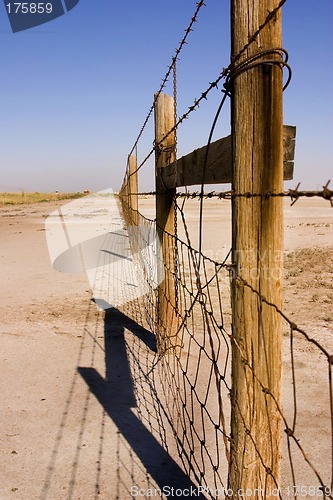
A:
[{"xmin": 0, "ymin": 192, "xmax": 85, "ymax": 205}]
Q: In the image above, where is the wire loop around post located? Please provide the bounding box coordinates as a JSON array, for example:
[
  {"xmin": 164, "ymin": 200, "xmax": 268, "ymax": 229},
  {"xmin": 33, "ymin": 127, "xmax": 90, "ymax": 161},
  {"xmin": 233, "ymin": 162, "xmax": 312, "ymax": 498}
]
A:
[{"xmin": 224, "ymin": 48, "xmax": 292, "ymax": 95}]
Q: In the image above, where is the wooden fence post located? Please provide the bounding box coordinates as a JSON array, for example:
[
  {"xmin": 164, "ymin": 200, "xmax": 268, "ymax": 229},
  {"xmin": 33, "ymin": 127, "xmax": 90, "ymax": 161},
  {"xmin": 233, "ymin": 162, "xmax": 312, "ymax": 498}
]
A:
[
  {"xmin": 229, "ymin": 0, "xmax": 284, "ymax": 493},
  {"xmin": 128, "ymin": 154, "xmax": 138, "ymax": 226},
  {"xmin": 120, "ymin": 171, "xmax": 130, "ymax": 226},
  {"xmin": 154, "ymin": 92, "xmax": 178, "ymax": 350}
]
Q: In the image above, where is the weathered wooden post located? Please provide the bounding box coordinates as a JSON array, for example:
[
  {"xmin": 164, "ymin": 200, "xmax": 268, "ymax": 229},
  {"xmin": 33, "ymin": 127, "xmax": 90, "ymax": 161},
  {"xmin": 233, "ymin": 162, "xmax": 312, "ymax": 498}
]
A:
[
  {"xmin": 154, "ymin": 92, "xmax": 178, "ymax": 350},
  {"xmin": 128, "ymin": 154, "xmax": 138, "ymax": 226},
  {"xmin": 229, "ymin": 0, "xmax": 284, "ymax": 493},
  {"xmin": 121, "ymin": 171, "xmax": 130, "ymax": 226}
]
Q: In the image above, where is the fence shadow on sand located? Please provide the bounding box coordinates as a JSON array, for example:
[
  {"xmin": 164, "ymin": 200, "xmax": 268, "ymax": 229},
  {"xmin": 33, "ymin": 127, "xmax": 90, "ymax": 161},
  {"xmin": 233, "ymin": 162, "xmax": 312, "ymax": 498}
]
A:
[{"xmin": 78, "ymin": 307, "xmax": 205, "ymax": 498}]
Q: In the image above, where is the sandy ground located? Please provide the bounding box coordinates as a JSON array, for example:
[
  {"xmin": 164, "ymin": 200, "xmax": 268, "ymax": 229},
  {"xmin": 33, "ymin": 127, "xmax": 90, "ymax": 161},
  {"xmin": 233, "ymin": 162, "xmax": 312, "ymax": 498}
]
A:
[{"xmin": 0, "ymin": 198, "xmax": 332, "ymax": 499}]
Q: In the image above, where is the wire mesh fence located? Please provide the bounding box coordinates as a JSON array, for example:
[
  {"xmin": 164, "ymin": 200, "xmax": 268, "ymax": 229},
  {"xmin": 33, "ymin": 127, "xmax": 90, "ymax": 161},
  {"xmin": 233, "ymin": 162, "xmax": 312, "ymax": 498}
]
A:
[
  {"xmin": 115, "ymin": 0, "xmax": 333, "ymax": 497},
  {"xmin": 117, "ymin": 191, "xmax": 332, "ymax": 498}
]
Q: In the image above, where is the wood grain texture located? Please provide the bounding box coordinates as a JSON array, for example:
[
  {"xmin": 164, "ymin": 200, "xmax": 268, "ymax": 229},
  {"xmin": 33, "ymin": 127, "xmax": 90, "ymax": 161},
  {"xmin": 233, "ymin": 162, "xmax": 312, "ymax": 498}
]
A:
[
  {"xmin": 157, "ymin": 125, "xmax": 295, "ymax": 189},
  {"xmin": 154, "ymin": 93, "xmax": 179, "ymax": 350},
  {"xmin": 229, "ymin": 0, "xmax": 284, "ymax": 492}
]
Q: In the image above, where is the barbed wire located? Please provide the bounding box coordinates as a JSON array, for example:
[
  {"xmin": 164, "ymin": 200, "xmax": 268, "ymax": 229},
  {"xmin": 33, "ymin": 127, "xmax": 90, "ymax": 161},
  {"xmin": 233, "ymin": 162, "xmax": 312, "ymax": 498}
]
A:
[
  {"xmin": 125, "ymin": 0, "xmax": 290, "ymax": 182},
  {"xmin": 127, "ymin": 0, "xmax": 206, "ymax": 162},
  {"xmin": 120, "ymin": 187, "xmax": 333, "ymax": 497},
  {"xmin": 118, "ymin": 0, "xmax": 333, "ymax": 496},
  {"xmin": 174, "ymin": 182, "xmax": 333, "ymax": 206},
  {"xmin": 229, "ymin": 0, "xmax": 288, "ymax": 69},
  {"xmin": 127, "ymin": 69, "xmax": 228, "ymax": 180},
  {"xmin": 118, "ymin": 182, "xmax": 333, "ymax": 207}
]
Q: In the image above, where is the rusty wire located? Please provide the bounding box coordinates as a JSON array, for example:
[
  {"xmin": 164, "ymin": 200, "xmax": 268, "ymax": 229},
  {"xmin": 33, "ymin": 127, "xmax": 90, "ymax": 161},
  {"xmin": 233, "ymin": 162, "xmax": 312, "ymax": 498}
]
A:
[
  {"xmin": 174, "ymin": 183, "xmax": 333, "ymax": 206},
  {"xmin": 127, "ymin": 0, "xmax": 206, "ymax": 161},
  {"xmin": 127, "ymin": 68, "xmax": 228, "ymax": 180},
  {"xmin": 229, "ymin": 0, "xmax": 288, "ymax": 69},
  {"xmin": 118, "ymin": 183, "xmax": 333, "ymax": 208},
  {"xmin": 117, "ymin": 0, "xmax": 333, "ymax": 497},
  {"xmin": 119, "ymin": 188, "xmax": 333, "ymax": 498},
  {"xmin": 126, "ymin": 0, "xmax": 291, "ymax": 181}
]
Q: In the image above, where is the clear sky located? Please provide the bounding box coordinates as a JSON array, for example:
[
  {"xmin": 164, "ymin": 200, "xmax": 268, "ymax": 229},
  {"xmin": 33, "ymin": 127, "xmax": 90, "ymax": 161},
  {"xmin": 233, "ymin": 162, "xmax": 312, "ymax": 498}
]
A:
[{"xmin": 0, "ymin": 0, "xmax": 332, "ymax": 193}]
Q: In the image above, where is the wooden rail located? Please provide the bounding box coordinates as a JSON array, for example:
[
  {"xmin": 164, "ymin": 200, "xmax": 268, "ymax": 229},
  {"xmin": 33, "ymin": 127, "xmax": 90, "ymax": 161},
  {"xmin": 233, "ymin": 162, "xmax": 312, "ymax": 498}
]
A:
[{"xmin": 157, "ymin": 125, "xmax": 295, "ymax": 189}]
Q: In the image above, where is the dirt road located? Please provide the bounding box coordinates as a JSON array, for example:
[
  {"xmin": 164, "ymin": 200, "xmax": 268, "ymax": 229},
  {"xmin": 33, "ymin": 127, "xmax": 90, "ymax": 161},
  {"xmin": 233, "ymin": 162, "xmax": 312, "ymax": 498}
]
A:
[{"xmin": 0, "ymin": 198, "xmax": 332, "ymax": 499}]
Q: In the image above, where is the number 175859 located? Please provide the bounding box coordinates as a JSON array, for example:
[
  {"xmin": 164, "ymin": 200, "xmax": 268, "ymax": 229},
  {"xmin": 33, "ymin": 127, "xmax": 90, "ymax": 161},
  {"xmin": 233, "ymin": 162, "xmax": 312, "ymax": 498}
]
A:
[{"xmin": 6, "ymin": 3, "xmax": 53, "ymax": 14}]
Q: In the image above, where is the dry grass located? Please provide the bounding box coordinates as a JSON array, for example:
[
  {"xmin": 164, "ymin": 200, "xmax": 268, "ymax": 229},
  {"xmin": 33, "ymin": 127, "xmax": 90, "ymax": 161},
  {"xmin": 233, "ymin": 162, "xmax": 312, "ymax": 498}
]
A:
[
  {"xmin": 0, "ymin": 192, "xmax": 85, "ymax": 206},
  {"xmin": 284, "ymin": 246, "xmax": 333, "ymax": 329}
]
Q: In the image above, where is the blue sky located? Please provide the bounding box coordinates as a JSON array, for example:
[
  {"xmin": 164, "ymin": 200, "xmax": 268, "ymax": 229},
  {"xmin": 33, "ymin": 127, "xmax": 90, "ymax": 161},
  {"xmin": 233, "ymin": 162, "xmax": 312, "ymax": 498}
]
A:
[{"xmin": 0, "ymin": 0, "xmax": 332, "ymax": 193}]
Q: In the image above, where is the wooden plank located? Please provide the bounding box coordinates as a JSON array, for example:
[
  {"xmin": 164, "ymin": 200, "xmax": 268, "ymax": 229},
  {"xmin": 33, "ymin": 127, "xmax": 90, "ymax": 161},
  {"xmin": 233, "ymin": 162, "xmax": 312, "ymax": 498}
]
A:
[{"xmin": 158, "ymin": 125, "xmax": 295, "ymax": 188}]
